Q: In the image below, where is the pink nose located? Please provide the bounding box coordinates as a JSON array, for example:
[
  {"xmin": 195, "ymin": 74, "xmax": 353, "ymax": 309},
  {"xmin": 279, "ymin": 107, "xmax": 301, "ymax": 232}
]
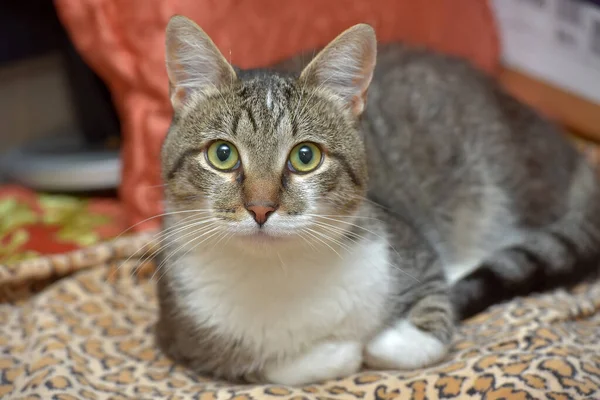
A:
[{"xmin": 246, "ymin": 203, "xmax": 277, "ymax": 226}]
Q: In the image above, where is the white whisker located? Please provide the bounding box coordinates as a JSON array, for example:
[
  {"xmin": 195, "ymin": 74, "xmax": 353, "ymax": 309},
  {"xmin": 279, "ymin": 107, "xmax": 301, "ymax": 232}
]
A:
[
  {"xmin": 304, "ymin": 228, "xmax": 343, "ymax": 259},
  {"xmin": 308, "ymin": 227, "xmax": 354, "ymax": 253},
  {"xmin": 276, "ymin": 252, "xmax": 288, "ymax": 275},
  {"xmin": 112, "ymin": 209, "xmax": 214, "ymax": 240},
  {"xmin": 133, "ymin": 216, "xmax": 218, "ymax": 271},
  {"xmin": 309, "ymin": 214, "xmax": 421, "ymax": 283},
  {"xmin": 109, "ymin": 213, "xmax": 216, "ymax": 281},
  {"xmin": 297, "ymin": 231, "xmax": 319, "ymax": 252},
  {"xmin": 155, "ymin": 225, "xmax": 224, "ymax": 283},
  {"xmin": 311, "ymin": 221, "xmax": 363, "ymax": 245},
  {"xmin": 151, "ymin": 223, "xmax": 220, "ymax": 282}
]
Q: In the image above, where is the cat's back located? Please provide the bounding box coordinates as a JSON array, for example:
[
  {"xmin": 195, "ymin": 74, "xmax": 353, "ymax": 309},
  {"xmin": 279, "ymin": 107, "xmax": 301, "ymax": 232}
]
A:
[
  {"xmin": 366, "ymin": 42, "xmax": 576, "ymax": 159},
  {"xmin": 363, "ymin": 43, "xmax": 586, "ymax": 256},
  {"xmin": 363, "ymin": 44, "xmax": 506, "ymax": 208},
  {"xmin": 366, "ymin": 43, "xmax": 510, "ymax": 138}
]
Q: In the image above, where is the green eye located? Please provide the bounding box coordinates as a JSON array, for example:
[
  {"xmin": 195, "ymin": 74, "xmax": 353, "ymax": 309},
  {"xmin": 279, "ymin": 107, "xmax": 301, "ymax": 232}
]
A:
[
  {"xmin": 206, "ymin": 140, "xmax": 240, "ymax": 171},
  {"xmin": 288, "ymin": 142, "xmax": 322, "ymax": 173}
]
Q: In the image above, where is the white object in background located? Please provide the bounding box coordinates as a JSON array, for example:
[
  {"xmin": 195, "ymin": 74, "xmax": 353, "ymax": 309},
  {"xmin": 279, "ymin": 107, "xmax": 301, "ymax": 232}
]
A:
[
  {"xmin": 0, "ymin": 130, "xmax": 121, "ymax": 192},
  {"xmin": 492, "ymin": 0, "xmax": 600, "ymax": 104}
]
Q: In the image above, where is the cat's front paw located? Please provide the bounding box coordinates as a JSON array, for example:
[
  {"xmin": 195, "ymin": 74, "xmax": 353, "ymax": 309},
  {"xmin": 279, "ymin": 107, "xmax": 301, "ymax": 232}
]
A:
[
  {"xmin": 262, "ymin": 341, "xmax": 363, "ymax": 386},
  {"xmin": 364, "ymin": 319, "xmax": 448, "ymax": 370}
]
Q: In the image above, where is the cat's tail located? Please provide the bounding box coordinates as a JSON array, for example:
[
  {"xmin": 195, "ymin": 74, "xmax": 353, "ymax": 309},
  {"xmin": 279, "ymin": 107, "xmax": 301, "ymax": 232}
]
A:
[{"xmin": 451, "ymin": 161, "xmax": 600, "ymax": 320}]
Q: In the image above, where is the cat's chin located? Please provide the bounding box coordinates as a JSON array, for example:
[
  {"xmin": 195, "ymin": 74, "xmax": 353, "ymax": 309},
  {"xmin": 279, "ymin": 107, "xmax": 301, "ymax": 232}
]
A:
[
  {"xmin": 237, "ymin": 230, "xmax": 290, "ymax": 243},
  {"xmin": 229, "ymin": 230, "xmax": 303, "ymax": 254}
]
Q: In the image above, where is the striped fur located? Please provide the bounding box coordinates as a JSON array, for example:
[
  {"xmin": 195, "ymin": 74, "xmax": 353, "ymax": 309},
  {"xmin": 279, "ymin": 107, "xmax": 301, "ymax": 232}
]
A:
[{"xmin": 156, "ymin": 16, "xmax": 600, "ymax": 384}]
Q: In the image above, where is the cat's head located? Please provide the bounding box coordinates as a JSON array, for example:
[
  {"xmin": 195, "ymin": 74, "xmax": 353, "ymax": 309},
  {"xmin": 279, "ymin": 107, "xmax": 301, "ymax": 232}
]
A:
[{"xmin": 161, "ymin": 16, "xmax": 377, "ymax": 251}]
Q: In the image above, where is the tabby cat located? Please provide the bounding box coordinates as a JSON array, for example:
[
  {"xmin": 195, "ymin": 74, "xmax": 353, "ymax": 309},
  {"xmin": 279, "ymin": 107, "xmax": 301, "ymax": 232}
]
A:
[{"xmin": 155, "ymin": 15, "xmax": 600, "ymax": 385}]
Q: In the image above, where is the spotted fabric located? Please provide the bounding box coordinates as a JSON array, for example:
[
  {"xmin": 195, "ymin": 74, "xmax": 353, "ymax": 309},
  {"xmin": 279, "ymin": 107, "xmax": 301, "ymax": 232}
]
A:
[{"xmin": 1, "ymin": 233, "xmax": 600, "ymax": 399}]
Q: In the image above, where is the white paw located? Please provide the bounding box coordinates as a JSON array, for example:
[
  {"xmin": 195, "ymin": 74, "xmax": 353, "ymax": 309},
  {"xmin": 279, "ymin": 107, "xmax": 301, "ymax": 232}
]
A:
[
  {"xmin": 263, "ymin": 341, "xmax": 363, "ymax": 386},
  {"xmin": 364, "ymin": 319, "xmax": 448, "ymax": 370}
]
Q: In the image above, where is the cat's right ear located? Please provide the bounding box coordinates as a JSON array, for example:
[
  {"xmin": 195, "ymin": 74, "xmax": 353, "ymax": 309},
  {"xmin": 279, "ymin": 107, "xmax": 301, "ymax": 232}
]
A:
[{"xmin": 165, "ymin": 15, "xmax": 237, "ymax": 111}]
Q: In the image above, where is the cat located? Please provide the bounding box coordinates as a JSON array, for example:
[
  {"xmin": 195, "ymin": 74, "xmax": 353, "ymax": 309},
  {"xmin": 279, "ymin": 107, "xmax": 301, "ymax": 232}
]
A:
[{"xmin": 155, "ymin": 15, "xmax": 600, "ymax": 386}]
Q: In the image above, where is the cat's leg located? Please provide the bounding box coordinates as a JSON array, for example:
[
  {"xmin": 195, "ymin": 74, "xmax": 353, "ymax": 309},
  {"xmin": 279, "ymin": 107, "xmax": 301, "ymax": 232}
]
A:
[
  {"xmin": 451, "ymin": 228, "xmax": 596, "ymax": 320},
  {"xmin": 253, "ymin": 341, "xmax": 363, "ymax": 386},
  {"xmin": 452, "ymin": 158, "xmax": 600, "ymax": 320},
  {"xmin": 364, "ymin": 288, "xmax": 454, "ymax": 370}
]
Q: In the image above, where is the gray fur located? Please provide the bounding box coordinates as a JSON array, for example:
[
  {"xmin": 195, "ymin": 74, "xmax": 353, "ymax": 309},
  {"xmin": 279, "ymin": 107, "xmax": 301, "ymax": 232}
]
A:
[
  {"xmin": 156, "ymin": 16, "xmax": 600, "ymax": 383},
  {"xmin": 362, "ymin": 44, "xmax": 600, "ymax": 318}
]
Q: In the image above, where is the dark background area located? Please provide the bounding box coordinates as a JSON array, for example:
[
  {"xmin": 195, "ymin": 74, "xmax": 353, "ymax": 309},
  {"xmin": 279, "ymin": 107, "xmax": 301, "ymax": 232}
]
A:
[{"xmin": 0, "ymin": 1, "xmax": 120, "ymax": 146}]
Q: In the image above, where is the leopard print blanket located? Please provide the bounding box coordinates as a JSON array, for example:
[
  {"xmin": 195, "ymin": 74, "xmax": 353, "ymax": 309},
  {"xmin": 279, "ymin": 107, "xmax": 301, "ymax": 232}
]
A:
[{"xmin": 2, "ymin": 233, "xmax": 600, "ymax": 400}]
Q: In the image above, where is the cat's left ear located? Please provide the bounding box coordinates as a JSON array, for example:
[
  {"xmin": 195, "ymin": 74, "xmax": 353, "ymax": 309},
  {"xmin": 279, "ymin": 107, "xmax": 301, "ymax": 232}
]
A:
[
  {"xmin": 300, "ymin": 24, "xmax": 377, "ymax": 117},
  {"xmin": 165, "ymin": 15, "xmax": 237, "ymax": 111}
]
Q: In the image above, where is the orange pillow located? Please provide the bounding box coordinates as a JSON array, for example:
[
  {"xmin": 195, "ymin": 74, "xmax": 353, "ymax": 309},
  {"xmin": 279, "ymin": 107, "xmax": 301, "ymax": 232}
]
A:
[{"xmin": 55, "ymin": 0, "xmax": 499, "ymax": 231}]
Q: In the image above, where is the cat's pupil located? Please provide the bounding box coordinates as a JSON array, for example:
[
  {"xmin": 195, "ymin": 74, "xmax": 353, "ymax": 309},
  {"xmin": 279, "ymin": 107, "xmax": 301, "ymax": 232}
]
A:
[
  {"xmin": 298, "ymin": 146, "xmax": 313, "ymax": 164},
  {"xmin": 216, "ymin": 144, "xmax": 231, "ymax": 162}
]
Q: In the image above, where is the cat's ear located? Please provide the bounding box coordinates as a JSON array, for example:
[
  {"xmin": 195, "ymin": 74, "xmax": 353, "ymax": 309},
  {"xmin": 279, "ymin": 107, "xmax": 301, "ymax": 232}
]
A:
[
  {"xmin": 300, "ymin": 24, "xmax": 377, "ymax": 117},
  {"xmin": 165, "ymin": 15, "xmax": 237, "ymax": 111}
]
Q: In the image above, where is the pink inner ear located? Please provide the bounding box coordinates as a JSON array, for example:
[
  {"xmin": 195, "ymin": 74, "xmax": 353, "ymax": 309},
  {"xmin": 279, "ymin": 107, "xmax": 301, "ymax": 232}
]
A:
[
  {"xmin": 170, "ymin": 86, "xmax": 189, "ymax": 110},
  {"xmin": 300, "ymin": 25, "xmax": 377, "ymax": 117},
  {"xmin": 349, "ymin": 62, "xmax": 375, "ymax": 116},
  {"xmin": 351, "ymin": 92, "xmax": 367, "ymax": 116}
]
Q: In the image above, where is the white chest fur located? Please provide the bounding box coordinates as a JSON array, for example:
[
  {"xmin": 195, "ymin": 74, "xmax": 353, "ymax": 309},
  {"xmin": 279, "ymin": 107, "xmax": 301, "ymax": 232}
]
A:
[{"xmin": 171, "ymin": 235, "xmax": 392, "ymax": 361}]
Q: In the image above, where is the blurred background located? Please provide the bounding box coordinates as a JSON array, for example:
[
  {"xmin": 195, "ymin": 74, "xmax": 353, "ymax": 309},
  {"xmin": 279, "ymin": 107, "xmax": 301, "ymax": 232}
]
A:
[
  {"xmin": 0, "ymin": 0, "xmax": 121, "ymax": 190},
  {"xmin": 1, "ymin": 0, "xmax": 600, "ymax": 263}
]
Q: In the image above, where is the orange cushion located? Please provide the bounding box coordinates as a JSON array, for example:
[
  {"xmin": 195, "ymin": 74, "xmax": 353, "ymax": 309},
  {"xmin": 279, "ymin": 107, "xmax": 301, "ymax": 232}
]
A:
[{"xmin": 54, "ymin": 0, "xmax": 499, "ymax": 231}]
